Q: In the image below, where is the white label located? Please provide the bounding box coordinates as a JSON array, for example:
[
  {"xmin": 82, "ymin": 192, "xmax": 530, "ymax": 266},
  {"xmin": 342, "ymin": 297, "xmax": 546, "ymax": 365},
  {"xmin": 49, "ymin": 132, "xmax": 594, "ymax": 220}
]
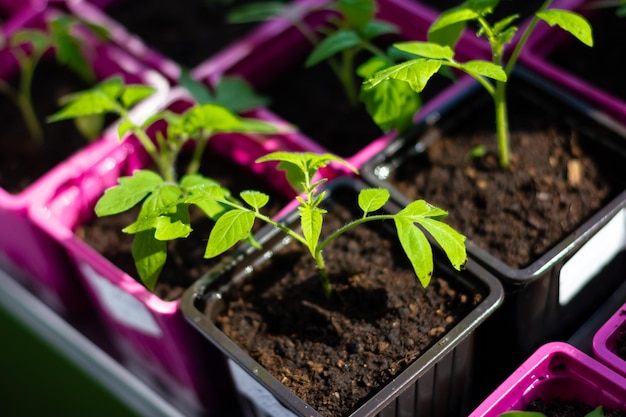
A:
[
  {"xmin": 560, "ymin": 209, "xmax": 626, "ymax": 305},
  {"xmin": 81, "ymin": 263, "xmax": 162, "ymax": 337},
  {"xmin": 228, "ymin": 359, "xmax": 299, "ymax": 417}
]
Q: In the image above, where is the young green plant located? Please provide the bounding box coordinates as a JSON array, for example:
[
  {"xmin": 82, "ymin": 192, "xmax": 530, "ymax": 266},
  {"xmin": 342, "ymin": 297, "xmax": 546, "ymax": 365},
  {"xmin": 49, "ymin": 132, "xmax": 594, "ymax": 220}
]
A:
[
  {"xmin": 228, "ymin": 0, "xmax": 420, "ymax": 133},
  {"xmin": 48, "ymin": 76, "xmax": 280, "ymax": 290},
  {"xmin": 0, "ymin": 13, "xmax": 108, "ymax": 142},
  {"xmin": 189, "ymin": 151, "xmax": 467, "ymax": 298},
  {"xmin": 364, "ymin": 0, "xmax": 594, "ymax": 169}
]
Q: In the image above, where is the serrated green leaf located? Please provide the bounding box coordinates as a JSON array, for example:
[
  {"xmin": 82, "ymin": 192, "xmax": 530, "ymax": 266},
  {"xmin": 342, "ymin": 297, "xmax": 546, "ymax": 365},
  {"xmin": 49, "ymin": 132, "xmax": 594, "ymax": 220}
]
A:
[
  {"xmin": 305, "ymin": 30, "xmax": 361, "ymax": 67},
  {"xmin": 365, "ymin": 58, "xmax": 442, "ymax": 93},
  {"xmin": 48, "ymin": 77, "xmax": 125, "ymax": 122},
  {"xmin": 537, "ymin": 9, "xmax": 593, "ymax": 47},
  {"xmin": 241, "ymin": 190, "xmax": 270, "ymax": 210},
  {"xmin": 50, "ymin": 19, "xmax": 95, "ymax": 83},
  {"xmin": 204, "ymin": 209, "xmax": 255, "ymax": 258},
  {"xmin": 73, "ymin": 113, "xmax": 104, "ymax": 141},
  {"xmin": 358, "ymin": 188, "xmax": 389, "ymax": 214},
  {"xmin": 360, "ymin": 77, "xmax": 421, "ymax": 133},
  {"xmin": 95, "ymin": 170, "xmax": 163, "ymax": 216},
  {"xmin": 398, "ymin": 199, "xmax": 449, "ymax": 221},
  {"xmin": 429, "ymin": 8, "xmax": 480, "ymax": 34},
  {"xmin": 459, "ymin": 60, "xmax": 506, "ymax": 81},
  {"xmin": 417, "ymin": 217, "xmax": 466, "ymax": 270},
  {"xmin": 118, "ymin": 119, "xmax": 134, "ymax": 138},
  {"xmin": 300, "ymin": 205, "xmax": 323, "ymax": 256},
  {"xmin": 394, "ymin": 218, "xmax": 433, "ymax": 287},
  {"xmin": 184, "ymin": 103, "xmax": 243, "ymax": 134},
  {"xmin": 428, "ymin": 20, "xmax": 465, "ymax": 49},
  {"xmin": 393, "ymin": 41, "xmax": 455, "ymax": 60},
  {"xmin": 132, "ymin": 230, "xmax": 167, "ymax": 291},
  {"xmin": 121, "ymin": 84, "xmax": 157, "ymax": 108}
]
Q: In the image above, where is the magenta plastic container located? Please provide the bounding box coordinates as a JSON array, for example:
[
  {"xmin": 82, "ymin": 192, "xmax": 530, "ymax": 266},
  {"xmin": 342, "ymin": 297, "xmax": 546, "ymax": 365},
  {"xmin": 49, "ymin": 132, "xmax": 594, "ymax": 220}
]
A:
[
  {"xmin": 0, "ymin": 0, "xmax": 46, "ymax": 16},
  {"xmin": 469, "ymin": 342, "xmax": 626, "ymax": 416},
  {"xmin": 520, "ymin": 0, "xmax": 626, "ymax": 122},
  {"xmin": 191, "ymin": 0, "xmax": 490, "ymax": 172},
  {"xmin": 593, "ymin": 301, "xmax": 626, "ymax": 378},
  {"xmin": 33, "ymin": 86, "xmax": 314, "ymax": 414},
  {"xmin": 0, "ymin": 5, "xmax": 169, "ymax": 315}
]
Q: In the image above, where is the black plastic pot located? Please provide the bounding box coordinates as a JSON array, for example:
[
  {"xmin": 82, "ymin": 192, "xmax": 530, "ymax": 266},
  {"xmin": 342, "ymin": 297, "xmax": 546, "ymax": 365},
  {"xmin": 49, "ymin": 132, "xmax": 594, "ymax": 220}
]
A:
[
  {"xmin": 360, "ymin": 67, "xmax": 626, "ymax": 387},
  {"xmin": 182, "ymin": 177, "xmax": 503, "ymax": 417}
]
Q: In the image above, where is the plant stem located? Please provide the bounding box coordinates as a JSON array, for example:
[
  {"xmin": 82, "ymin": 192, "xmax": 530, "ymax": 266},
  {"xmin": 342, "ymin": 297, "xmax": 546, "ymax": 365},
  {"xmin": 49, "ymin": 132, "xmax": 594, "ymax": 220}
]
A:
[{"xmin": 186, "ymin": 130, "xmax": 211, "ymax": 176}]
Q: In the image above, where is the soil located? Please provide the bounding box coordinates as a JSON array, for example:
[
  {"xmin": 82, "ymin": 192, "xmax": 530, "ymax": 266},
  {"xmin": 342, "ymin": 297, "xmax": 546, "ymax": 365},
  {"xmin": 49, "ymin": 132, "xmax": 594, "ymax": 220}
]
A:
[
  {"xmin": 526, "ymin": 398, "xmax": 626, "ymax": 417},
  {"xmin": 210, "ymin": 196, "xmax": 486, "ymax": 416},
  {"xmin": 379, "ymin": 74, "xmax": 626, "ymax": 268},
  {"xmin": 76, "ymin": 149, "xmax": 290, "ymax": 301},
  {"xmin": 0, "ymin": 61, "xmax": 93, "ymax": 194}
]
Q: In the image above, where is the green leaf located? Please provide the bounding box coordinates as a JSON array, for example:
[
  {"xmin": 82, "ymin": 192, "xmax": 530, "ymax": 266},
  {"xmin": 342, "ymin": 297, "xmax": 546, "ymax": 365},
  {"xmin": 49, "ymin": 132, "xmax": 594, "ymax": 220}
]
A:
[
  {"xmin": 47, "ymin": 77, "xmax": 124, "ymax": 122},
  {"xmin": 227, "ymin": 2, "xmax": 287, "ymax": 23},
  {"xmin": 360, "ymin": 76, "xmax": 421, "ymax": 133},
  {"xmin": 394, "ymin": 217, "xmax": 434, "ymax": 287},
  {"xmin": 398, "ymin": 199, "xmax": 449, "ymax": 221},
  {"xmin": 362, "ymin": 20, "xmax": 399, "ymax": 40},
  {"xmin": 204, "ymin": 209, "xmax": 255, "ymax": 258},
  {"xmin": 429, "ymin": 8, "xmax": 480, "ymax": 34},
  {"xmin": 95, "ymin": 170, "xmax": 164, "ymax": 216},
  {"xmin": 73, "ymin": 113, "xmax": 105, "ymax": 141},
  {"xmin": 121, "ymin": 84, "xmax": 157, "ymax": 108},
  {"xmin": 10, "ymin": 29, "xmax": 50, "ymax": 53},
  {"xmin": 417, "ymin": 218, "xmax": 467, "ymax": 271},
  {"xmin": 339, "ymin": 0, "xmax": 375, "ymax": 30},
  {"xmin": 179, "ymin": 68, "xmax": 214, "ymax": 104},
  {"xmin": 537, "ymin": 9, "xmax": 593, "ymax": 47},
  {"xmin": 213, "ymin": 77, "xmax": 270, "ymax": 112},
  {"xmin": 182, "ymin": 176, "xmax": 230, "ymax": 219},
  {"xmin": 365, "ymin": 58, "xmax": 442, "ymax": 93},
  {"xmin": 184, "ymin": 103, "xmax": 243, "ymax": 134},
  {"xmin": 305, "ymin": 30, "xmax": 361, "ymax": 67},
  {"xmin": 393, "ymin": 41, "xmax": 455, "ymax": 60},
  {"xmin": 241, "ymin": 190, "xmax": 270, "ymax": 210},
  {"xmin": 300, "ymin": 205, "xmax": 323, "ymax": 256},
  {"xmin": 50, "ymin": 16, "xmax": 95, "ymax": 83},
  {"xmin": 132, "ymin": 230, "xmax": 167, "ymax": 291},
  {"xmin": 358, "ymin": 188, "xmax": 389, "ymax": 214},
  {"xmin": 428, "ymin": 20, "xmax": 465, "ymax": 49},
  {"xmin": 459, "ymin": 60, "xmax": 507, "ymax": 81}
]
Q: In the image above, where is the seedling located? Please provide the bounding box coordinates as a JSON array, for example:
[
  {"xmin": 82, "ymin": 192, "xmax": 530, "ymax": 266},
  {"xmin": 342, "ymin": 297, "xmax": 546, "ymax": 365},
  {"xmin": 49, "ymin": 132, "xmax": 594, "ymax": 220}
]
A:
[
  {"xmin": 365, "ymin": 0, "xmax": 594, "ymax": 169},
  {"xmin": 48, "ymin": 76, "xmax": 280, "ymax": 290},
  {"xmin": 228, "ymin": 0, "xmax": 421, "ymax": 133},
  {"xmin": 0, "ymin": 13, "xmax": 108, "ymax": 142},
  {"xmin": 189, "ymin": 151, "xmax": 467, "ymax": 298}
]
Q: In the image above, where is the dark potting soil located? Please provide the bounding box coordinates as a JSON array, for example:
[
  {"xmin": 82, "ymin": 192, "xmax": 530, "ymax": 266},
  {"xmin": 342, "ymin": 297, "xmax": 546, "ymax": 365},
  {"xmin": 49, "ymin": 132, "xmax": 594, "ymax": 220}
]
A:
[
  {"xmin": 77, "ymin": 149, "xmax": 290, "ymax": 301},
  {"xmin": 0, "ymin": 61, "xmax": 92, "ymax": 194},
  {"xmin": 526, "ymin": 398, "xmax": 626, "ymax": 417},
  {"xmin": 105, "ymin": 0, "xmax": 261, "ymax": 69},
  {"xmin": 213, "ymin": 202, "xmax": 485, "ymax": 416},
  {"xmin": 548, "ymin": 6, "xmax": 626, "ymax": 102},
  {"xmin": 385, "ymin": 81, "xmax": 626, "ymax": 269}
]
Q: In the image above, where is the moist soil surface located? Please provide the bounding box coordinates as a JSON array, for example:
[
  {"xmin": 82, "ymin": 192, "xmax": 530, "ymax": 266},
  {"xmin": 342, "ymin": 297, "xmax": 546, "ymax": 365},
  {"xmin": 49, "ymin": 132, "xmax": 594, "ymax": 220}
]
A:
[
  {"xmin": 0, "ymin": 61, "xmax": 92, "ymax": 194},
  {"xmin": 381, "ymin": 77, "xmax": 626, "ymax": 269},
  {"xmin": 211, "ymin": 200, "xmax": 485, "ymax": 416}
]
